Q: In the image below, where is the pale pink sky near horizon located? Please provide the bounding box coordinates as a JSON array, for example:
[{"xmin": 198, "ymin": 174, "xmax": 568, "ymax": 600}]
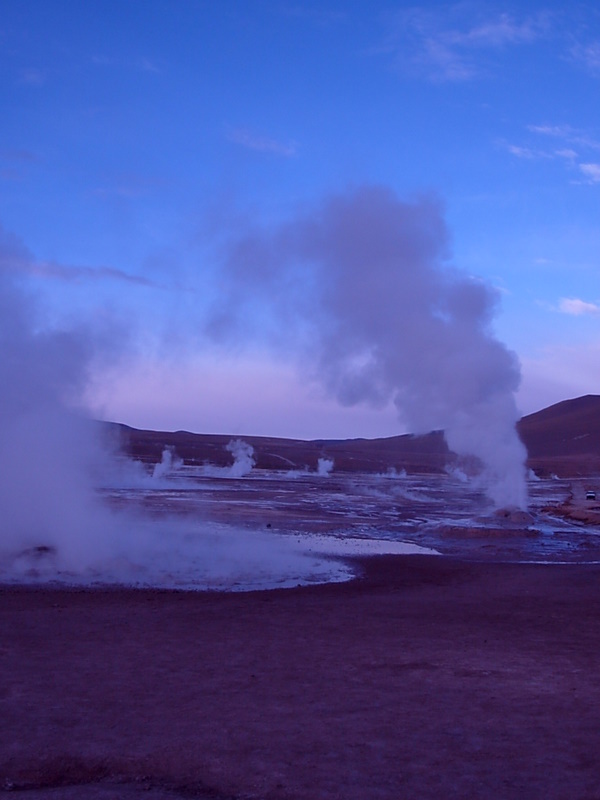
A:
[
  {"xmin": 87, "ymin": 356, "xmax": 401, "ymax": 439},
  {"xmin": 86, "ymin": 352, "xmax": 595, "ymax": 439}
]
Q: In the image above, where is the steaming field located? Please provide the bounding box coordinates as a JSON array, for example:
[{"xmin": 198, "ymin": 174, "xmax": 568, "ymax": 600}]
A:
[
  {"xmin": 3, "ymin": 465, "xmax": 600, "ymax": 592},
  {"xmin": 104, "ymin": 468, "xmax": 600, "ymax": 572},
  {"xmin": 2, "ymin": 459, "xmax": 600, "ymax": 592},
  {"xmin": 3, "ymin": 2, "xmax": 600, "ymax": 789},
  {"xmin": 3, "ymin": 399, "xmax": 600, "ymax": 798},
  {"xmin": 4, "ymin": 466, "xmax": 600, "ymax": 798}
]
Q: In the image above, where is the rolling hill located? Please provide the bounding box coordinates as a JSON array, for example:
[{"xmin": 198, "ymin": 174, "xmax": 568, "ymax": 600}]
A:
[
  {"xmin": 517, "ymin": 394, "xmax": 600, "ymax": 476},
  {"xmin": 106, "ymin": 394, "xmax": 600, "ymax": 478}
]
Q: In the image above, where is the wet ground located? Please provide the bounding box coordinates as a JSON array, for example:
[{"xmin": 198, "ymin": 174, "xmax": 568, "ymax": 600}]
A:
[
  {"xmin": 4, "ymin": 472, "xmax": 600, "ymax": 798},
  {"xmin": 104, "ymin": 469, "xmax": 600, "ymax": 565}
]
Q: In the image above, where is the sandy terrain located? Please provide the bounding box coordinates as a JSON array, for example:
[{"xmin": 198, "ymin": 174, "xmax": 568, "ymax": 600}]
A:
[{"xmin": 3, "ymin": 554, "xmax": 600, "ymax": 800}]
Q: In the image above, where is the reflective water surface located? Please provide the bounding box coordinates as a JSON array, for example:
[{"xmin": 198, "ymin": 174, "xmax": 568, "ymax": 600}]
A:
[{"xmin": 105, "ymin": 469, "xmax": 600, "ymax": 565}]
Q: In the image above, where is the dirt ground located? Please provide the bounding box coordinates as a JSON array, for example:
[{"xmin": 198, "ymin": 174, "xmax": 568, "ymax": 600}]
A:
[{"xmin": 2, "ymin": 555, "xmax": 600, "ymax": 799}]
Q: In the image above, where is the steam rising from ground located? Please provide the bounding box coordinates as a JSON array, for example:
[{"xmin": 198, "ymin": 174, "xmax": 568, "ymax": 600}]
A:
[
  {"xmin": 210, "ymin": 186, "xmax": 527, "ymax": 508},
  {"xmin": 123, "ymin": 441, "xmax": 256, "ymax": 484},
  {"xmin": 152, "ymin": 447, "xmax": 183, "ymax": 480},
  {"xmin": 317, "ymin": 457, "xmax": 335, "ymax": 476},
  {"xmin": 0, "ymin": 182, "xmax": 528, "ymax": 588},
  {"xmin": 185, "ymin": 440, "xmax": 256, "ymax": 479},
  {"xmin": 0, "ymin": 235, "xmax": 346, "ymax": 587}
]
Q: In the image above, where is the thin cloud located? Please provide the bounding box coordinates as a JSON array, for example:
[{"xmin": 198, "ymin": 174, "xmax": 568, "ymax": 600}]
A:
[
  {"xmin": 528, "ymin": 124, "xmax": 600, "ymax": 151},
  {"xmin": 0, "ymin": 224, "xmax": 158, "ymax": 288},
  {"xmin": 529, "ymin": 124, "xmax": 568, "ymax": 137},
  {"xmin": 33, "ymin": 261, "xmax": 159, "ymax": 287},
  {"xmin": 555, "ymin": 148, "xmax": 578, "ymax": 161},
  {"xmin": 419, "ymin": 38, "xmax": 476, "ymax": 81},
  {"xmin": 138, "ymin": 57, "xmax": 161, "ymax": 74},
  {"xmin": 91, "ymin": 55, "xmax": 117, "ymax": 66},
  {"xmin": 0, "ymin": 149, "xmax": 38, "ymax": 163},
  {"xmin": 559, "ymin": 297, "xmax": 600, "ymax": 316},
  {"xmin": 502, "ymin": 142, "xmax": 547, "ymax": 159},
  {"xmin": 579, "ymin": 163, "xmax": 600, "ymax": 183},
  {"xmin": 502, "ymin": 142, "xmax": 582, "ymax": 163},
  {"xmin": 507, "ymin": 124, "xmax": 600, "ymax": 183},
  {"xmin": 500, "ymin": 137, "xmax": 579, "ymax": 162},
  {"xmin": 227, "ymin": 128, "xmax": 298, "ymax": 157},
  {"xmin": 444, "ymin": 14, "xmax": 540, "ymax": 48},
  {"xmin": 0, "ymin": 149, "xmax": 39, "ymax": 182},
  {"xmin": 0, "ymin": 170, "xmax": 21, "ymax": 182},
  {"xmin": 18, "ymin": 68, "xmax": 46, "ymax": 86},
  {"xmin": 385, "ymin": 8, "xmax": 546, "ymax": 82},
  {"xmin": 92, "ymin": 171, "xmax": 165, "ymax": 199},
  {"xmin": 92, "ymin": 55, "xmax": 162, "ymax": 74},
  {"xmin": 93, "ymin": 186, "xmax": 146, "ymax": 199},
  {"xmin": 570, "ymin": 40, "xmax": 600, "ymax": 75},
  {"xmin": 281, "ymin": 5, "xmax": 348, "ymax": 27}
]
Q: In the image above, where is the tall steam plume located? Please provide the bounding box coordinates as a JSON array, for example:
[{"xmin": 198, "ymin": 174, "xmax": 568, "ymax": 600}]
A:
[
  {"xmin": 0, "ymin": 227, "xmax": 344, "ymax": 587},
  {"xmin": 209, "ymin": 186, "xmax": 527, "ymax": 508},
  {"xmin": 0, "ymin": 228, "xmax": 112, "ymax": 568}
]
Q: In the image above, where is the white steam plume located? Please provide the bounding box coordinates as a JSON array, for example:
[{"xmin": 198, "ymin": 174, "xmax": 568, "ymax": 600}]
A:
[
  {"xmin": 152, "ymin": 447, "xmax": 183, "ymax": 480},
  {"xmin": 208, "ymin": 186, "xmax": 527, "ymax": 508},
  {"xmin": 225, "ymin": 439, "xmax": 255, "ymax": 476},
  {"xmin": 317, "ymin": 457, "xmax": 334, "ymax": 476},
  {"xmin": 0, "ymin": 227, "xmax": 343, "ymax": 588},
  {"xmin": 0, "ymin": 232, "xmax": 115, "ymax": 569},
  {"xmin": 199, "ymin": 440, "xmax": 255, "ymax": 478}
]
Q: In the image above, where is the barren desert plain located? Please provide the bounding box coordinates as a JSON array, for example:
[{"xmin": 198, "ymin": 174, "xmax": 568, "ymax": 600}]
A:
[{"xmin": 2, "ymin": 395, "xmax": 600, "ymax": 799}]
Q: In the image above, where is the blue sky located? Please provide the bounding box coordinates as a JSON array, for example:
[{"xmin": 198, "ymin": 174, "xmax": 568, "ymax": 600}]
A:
[{"xmin": 1, "ymin": 1, "xmax": 599, "ymax": 438}]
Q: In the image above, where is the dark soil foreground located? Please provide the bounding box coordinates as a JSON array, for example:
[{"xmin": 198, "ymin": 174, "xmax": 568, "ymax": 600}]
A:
[{"xmin": 2, "ymin": 557, "xmax": 600, "ymax": 799}]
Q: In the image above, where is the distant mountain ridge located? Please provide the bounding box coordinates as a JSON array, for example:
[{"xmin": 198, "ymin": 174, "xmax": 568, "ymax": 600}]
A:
[{"xmin": 106, "ymin": 394, "xmax": 600, "ymax": 477}]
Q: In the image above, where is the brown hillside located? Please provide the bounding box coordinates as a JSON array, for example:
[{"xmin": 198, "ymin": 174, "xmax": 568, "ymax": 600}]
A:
[
  {"xmin": 104, "ymin": 394, "xmax": 600, "ymax": 478},
  {"xmin": 105, "ymin": 423, "xmax": 451, "ymax": 475},
  {"xmin": 517, "ymin": 394, "xmax": 600, "ymax": 476}
]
